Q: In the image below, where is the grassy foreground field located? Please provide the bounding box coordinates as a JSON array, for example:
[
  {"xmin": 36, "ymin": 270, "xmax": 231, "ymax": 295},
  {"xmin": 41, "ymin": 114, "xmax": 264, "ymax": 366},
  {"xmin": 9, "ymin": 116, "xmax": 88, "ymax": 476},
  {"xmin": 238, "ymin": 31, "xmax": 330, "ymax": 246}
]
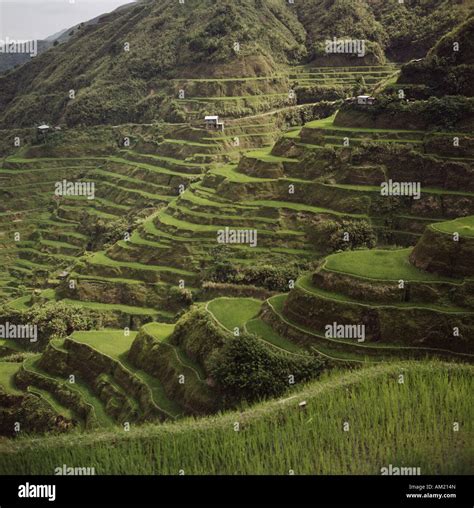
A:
[{"xmin": 1, "ymin": 361, "xmax": 471, "ymax": 475}]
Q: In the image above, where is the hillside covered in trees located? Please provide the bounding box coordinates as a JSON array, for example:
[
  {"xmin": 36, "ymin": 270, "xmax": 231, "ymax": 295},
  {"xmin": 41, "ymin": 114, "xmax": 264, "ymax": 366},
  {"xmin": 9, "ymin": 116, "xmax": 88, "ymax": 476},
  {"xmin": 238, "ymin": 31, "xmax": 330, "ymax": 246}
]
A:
[{"xmin": 0, "ymin": 0, "xmax": 471, "ymax": 127}]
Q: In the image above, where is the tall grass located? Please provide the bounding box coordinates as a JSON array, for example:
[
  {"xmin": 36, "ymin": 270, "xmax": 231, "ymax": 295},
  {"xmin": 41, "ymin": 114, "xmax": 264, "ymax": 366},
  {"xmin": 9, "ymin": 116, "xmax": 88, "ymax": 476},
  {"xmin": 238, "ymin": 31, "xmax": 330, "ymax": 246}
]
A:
[{"xmin": 1, "ymin": 361, "xmax": 472, "ymax": 475}]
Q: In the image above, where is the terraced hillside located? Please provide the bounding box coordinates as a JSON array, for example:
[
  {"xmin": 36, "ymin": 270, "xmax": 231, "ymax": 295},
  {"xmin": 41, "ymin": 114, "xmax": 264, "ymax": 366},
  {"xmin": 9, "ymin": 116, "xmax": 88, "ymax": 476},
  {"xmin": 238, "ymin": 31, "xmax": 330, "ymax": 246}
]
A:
[
  {"xmin": 0, "ymin": 0, "xmax": 473, "ymax": 479},
  {"xmin": 263, "ymin": 218, "xmax": 474, "ymax": 363},
  {"xmin": 42, "ymin": 106, "xmax": 472, "ymax": 317},
  {"xmin": 0, "ymin": 47, "xmax": 414, "ymax": 321},
  {"xmin": 0, "ymin": 113, "xmax": 299, "ymax": 312},
  {"xmin": 2, "ymin": 71, "xmax": 474, "ymax": 434}
]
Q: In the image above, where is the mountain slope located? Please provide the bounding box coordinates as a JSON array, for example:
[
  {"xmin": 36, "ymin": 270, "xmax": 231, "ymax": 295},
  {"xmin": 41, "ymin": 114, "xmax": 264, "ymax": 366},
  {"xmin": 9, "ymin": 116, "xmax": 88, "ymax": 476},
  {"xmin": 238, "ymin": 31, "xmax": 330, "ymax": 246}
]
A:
[
  {"xmin": 0, "ymin": 0, "xmax": 471, "ymax": 128},
  {"xmin": 0, "ymin": 0, "xmax": 306, "ymax": 127},
  {"xmin": 398, "ymin": 16, "xmax": 474, "ymax": 97}
]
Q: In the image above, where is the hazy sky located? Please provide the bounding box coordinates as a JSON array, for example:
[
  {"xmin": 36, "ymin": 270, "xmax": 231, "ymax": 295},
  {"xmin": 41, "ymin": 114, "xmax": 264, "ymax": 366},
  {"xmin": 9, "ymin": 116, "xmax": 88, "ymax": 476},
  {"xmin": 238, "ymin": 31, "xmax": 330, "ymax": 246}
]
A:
[{"xmin": 0, "ymin": 0, "xmax": 135, "ymax": 40}]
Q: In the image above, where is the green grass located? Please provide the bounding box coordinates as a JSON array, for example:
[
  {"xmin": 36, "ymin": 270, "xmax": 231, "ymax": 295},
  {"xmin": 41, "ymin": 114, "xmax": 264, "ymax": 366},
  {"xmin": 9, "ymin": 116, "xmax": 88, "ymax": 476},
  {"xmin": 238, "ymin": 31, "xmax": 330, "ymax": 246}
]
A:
[
  {"xmin": 181, "ymin": 93, "xmax": 289, "ymax": 101},
  {"xmin": 304, "ymin": 113, "xmax": 338, "ymax": 129},
  {"xmin": 297, "ymin": 275, "xmax": 468, "ymax": 314},
  {"xmin": 130, "ymin": 323, "xmax": 183, "ymax": 417},
  {"xmin": 72, "ymin": 325, "xmax": 181, "ymax": 418},
  {"xmin": 62, "ymin": 299, "xmax": 160, "ymax": 316},
  {"xmin": 433, "ymin": 216, "xmax": 474, "ymax": 238},
  {"xmin": 266, "ymin": 291, "xmax": 473, "ymax": 359},
  {"xmin": 157, "ymin": 210, "xmax": 219, "ymax": 232},
  {"xmin": 0, "ymin": 362, "xmax": 23, "ymax": 394},
  {"xmin": 88, "ymin": 251, "xmax": 195, "ymax": 277},
  {"xmin": 27, "ymin": 387, "xmax": 75, "ymax": 421},
  {"xmin": 93, "ymin": 167, "xmax": 171, "ymax": 191},
  {"xmin": 126, "ymin": 151, "xmax": 206, "ymax": 168},
  {"xmin": 40, "ymin": 239, "xmax": 80, "ymax": 250},
  {"xmin": 240, "ymin": 199, "xmax": 366, "ymax": 218},
  {"xmin": 282, "ymin": 128, "xmax": 301, "ymax": 139},
  {"xmin": 325, "ymin": 182, "xmax": 474, "ymax": 198},
  {"xmin": 6, "ymin": 295, "xmax": 32, "ymax": 311},
  {"xmin": 71, "ymin": 330, "xmax": 138, "ymax": 358},
  {"xmin": 305, "ymin": 114, "xmax": 424, "ymax": 134},
  {"xmin": 324, "ymin": 135, "xmax": 422, "ymax": 145},
  {"xmin": 132, "ymin": 366, "xmax": 183, "ymax": 418},
  {"xmin": 206, "ymin": 297, "xmax": 262, "ymax": 331},
  {"xmin": 0, "ymin": 339, "xmax": 24, "ymax": 352},
  {"xmin": 108, "ymin": 156, "xmax": 197, "ymax": 180},
  {"xmin": 23, "ymin": 356, "xmax": 116, "ymax": 427},
  {"xmin": 170, "ymin": 202, "xmax": 275, "ymax": 226},
  {"xmin": 211, "ymin": 164, "xmax": 275, "ymax": 183},
  {"xmin": 245, "ymin": 149, "xmax": 296, "ymax": 163},
  {"xmin": 268, "ymin": 294, "xmax": 287, "ymax": 313},
  {"xmin": 180, "ymin": 188, "xmax": 246, "ymax": 210},
  {"xmin": 245, "ymin": 318, "xmax": 305, "ymax": 354},
  {"xmin": 127, "ymin": 231, "xmax": 169, "ymax": 250},
  {"xmin": 164, "ymin": 342, "xmax": 207, "ymax": 382},
  {"xmin": 1, "ymin": 361, "xmax": 471, "ymax": 475},
  {"xmin": 324, "ymin": 248, "xmax": 455, "ymax": 282},
  {"xmin": 71, "ymin": 272, "xmax": 159, "ymax": 286},
  {"xmin": 142, "ymin": 322, "xmax": 175, "ymax": 341},
  {"xmin": 60, "ymin": 205, "xmax": 118, "ymax": 221},
  {"xmin": 171, "ymin": 76, "xmax": 284, "ymax": 82}
]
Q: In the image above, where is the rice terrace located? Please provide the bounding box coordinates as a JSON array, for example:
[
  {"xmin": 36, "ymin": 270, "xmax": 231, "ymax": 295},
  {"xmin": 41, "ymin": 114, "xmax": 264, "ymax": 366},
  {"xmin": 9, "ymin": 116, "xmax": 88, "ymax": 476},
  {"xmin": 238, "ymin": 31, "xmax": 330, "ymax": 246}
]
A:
[{"xmin": 0, "ymin": 0, "xmax": 473, "ymax": 502}]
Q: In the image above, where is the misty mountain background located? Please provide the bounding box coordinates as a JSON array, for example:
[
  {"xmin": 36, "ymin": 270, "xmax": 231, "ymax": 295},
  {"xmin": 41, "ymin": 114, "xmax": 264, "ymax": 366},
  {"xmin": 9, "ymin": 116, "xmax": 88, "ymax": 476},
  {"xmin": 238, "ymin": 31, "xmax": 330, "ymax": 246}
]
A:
[{"xmin": 0, "ymin": 0, "xmax": 135, "ymax": 73}]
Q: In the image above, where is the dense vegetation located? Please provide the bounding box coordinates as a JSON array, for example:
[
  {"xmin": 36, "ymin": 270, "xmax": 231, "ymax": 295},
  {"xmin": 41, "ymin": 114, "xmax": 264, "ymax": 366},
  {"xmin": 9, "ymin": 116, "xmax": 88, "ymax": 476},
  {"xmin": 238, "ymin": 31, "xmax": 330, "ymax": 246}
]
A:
[
  {"xmin": 0, "ymin": 0, "xmax": 472, "ymax": 478},
  {"xmin": 1, "ymin": 362, "xmax": 471, "ymax": 474},
  {"xmin": 0, "ymin": 0, "xmax": 470, "ymax": 127},
  {"xmin": 399, "ymin": 17, "xmax": 474, "ymax": 97},
  {"xmin": 209, "ymin": 334, "xmax": 325, "ymax": 404},
  {"xmin": 0, "ymin": 301, "xmax": 97, "ymax": 349}
]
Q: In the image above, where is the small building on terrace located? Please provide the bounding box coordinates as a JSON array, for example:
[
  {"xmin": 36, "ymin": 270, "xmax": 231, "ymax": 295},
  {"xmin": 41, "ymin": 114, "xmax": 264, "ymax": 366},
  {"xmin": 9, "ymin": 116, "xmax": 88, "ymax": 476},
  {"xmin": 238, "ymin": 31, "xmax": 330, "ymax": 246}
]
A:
[
  {"xmin": 36, "ymin": 124, "xmax": 50, "ymax": 142},
  {"xmin": 356, "ymin": 95, "xmax": 376, "ymax": 106},
  {"xmin": 204, "ymin": 115, "xmax": 224, "ymax": 131}
]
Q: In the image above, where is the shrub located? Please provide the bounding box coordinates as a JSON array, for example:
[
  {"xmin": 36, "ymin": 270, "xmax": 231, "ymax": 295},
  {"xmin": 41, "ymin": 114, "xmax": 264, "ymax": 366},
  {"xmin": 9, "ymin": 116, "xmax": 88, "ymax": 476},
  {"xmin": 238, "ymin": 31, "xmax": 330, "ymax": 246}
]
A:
[
  {"xmin": 208, "ymin": 334, "xmax": 325, "ymax": 404},
  {"xmin": 203, "ymin": 247, "xmax": 303, "ymax": 292},
  {"xmin": 166, "ymin": 287, "xmax": 193, "ymax": 307},
  {"xmin": 0, "ymin": 302, "xmax": 98, "ymax": 350},
  {"xmin": 79, "ymin": 216, "xmax": 131, "ymax": 250},
  {"xmin": 236, "ymin": 265, "xmax": 300, "ymax": 292},
  {"xmin": 307, "ymin": 219, "xmax": 376, "ymax": 252},
  {"xmin": 343, "ymin": 95, "xmax": 474, "ymax": 131},
  {"xmin": 295, "ymin": 84, "xmax": 351, "ymax": 104}
]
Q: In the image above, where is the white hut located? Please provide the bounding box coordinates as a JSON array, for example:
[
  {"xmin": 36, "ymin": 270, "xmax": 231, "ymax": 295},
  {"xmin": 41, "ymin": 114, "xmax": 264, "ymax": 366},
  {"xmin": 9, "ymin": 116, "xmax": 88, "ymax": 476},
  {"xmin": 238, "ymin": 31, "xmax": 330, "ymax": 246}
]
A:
[
  {"xmin": 357, "ymin": 95, "xmax": 376, "ymax": 106},
  {"xmin": 204, "ymin": 115, "xmax": 224, "ymax": 131},
  {"xmin": 37, "ymin": 124, "xmax": 50, "ymax": 142}
]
